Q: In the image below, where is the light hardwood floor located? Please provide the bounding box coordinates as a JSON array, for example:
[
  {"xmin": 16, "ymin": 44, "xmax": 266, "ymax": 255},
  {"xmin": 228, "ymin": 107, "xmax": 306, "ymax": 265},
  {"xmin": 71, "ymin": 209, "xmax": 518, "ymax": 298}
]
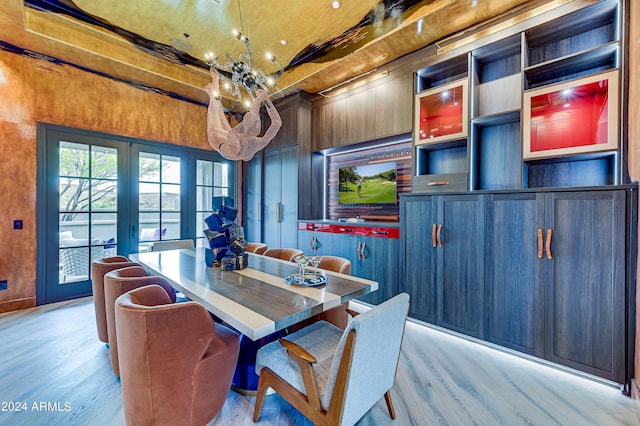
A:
[{"xmin": 1, "ymin": 297, "xmax": 639, "ymax": 425}]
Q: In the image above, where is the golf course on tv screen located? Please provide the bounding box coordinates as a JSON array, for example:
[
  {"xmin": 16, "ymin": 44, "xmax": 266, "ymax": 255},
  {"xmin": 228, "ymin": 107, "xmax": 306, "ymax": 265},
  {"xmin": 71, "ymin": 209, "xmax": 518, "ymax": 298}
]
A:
[{"xmin": 338, "ymin": 161, "xmax": 397, "ymax": 205}]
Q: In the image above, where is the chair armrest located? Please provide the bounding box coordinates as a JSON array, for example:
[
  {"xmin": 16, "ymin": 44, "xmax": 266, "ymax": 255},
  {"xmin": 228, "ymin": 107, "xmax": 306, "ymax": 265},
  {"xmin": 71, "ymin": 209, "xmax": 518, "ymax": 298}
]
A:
[
  {"xmin": 345, "ymin": 308, "xmax": 360, "ymax": 318},
  {"xmin": 280, "ymin": 338, "xmax": 317, "ymax": 364},
  {"xmin": 279, "ymin": 338, "xmax": 322, "ymax": 410}
]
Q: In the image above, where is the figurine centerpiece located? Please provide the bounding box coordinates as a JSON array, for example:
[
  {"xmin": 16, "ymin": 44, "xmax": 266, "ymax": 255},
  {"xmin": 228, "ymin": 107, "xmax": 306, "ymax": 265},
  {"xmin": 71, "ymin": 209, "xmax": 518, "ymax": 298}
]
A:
[{"xmin": 203, "ymin": 196, "xmax": 248, "ymax": 270}]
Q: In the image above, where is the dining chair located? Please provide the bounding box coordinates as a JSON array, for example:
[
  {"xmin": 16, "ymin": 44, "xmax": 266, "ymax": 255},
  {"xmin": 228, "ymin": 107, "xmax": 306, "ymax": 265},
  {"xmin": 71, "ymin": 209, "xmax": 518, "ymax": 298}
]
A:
[
  {"xmin": 150, "ymin": 239, "xmax": 194, "ymax": 251},
  {"xmin": 263, "ymin": 247, "xmax": 304, "ymax": 262},
  {"xmin": 91, "ymin": 256, "xmax": 140, "ymax": 343},
  {"xmin": 104, "ymin": 266, "xmax": 176, "ymax": 376},
  {"xmin": 245, "ymin": 242, "xmax": 268, "ymax": 255},
  {"xmin": 116, "ymin": 284, "xmax": 240, "ymax": 426},
  {"xmin": 253, "ymin": 292, "xmax": 410, "ymax": 426}
]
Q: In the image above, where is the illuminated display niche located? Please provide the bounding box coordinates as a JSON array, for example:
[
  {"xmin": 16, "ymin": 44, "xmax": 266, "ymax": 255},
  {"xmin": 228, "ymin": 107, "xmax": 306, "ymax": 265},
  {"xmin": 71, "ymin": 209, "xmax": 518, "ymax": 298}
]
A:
[{"xmin": 523, "ymin": 70, "xmax": 619, "ymax": 160}]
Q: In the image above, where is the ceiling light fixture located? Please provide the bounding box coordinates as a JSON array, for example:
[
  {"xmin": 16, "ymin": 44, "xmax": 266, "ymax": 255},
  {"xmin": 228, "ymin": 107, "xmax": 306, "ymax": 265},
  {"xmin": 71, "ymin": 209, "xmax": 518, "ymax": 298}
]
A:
[
  {"xmin": 332, "ymin": 1, "xmax": 341, "ymax": 9},
  {"xmin": 204, "ymin": 0, "xmax": 283, "ymax": 107}
]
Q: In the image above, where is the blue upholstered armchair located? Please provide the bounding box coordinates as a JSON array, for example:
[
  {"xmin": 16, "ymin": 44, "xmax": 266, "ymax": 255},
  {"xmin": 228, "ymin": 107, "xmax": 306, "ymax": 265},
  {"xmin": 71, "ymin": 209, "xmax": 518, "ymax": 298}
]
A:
[{"xmin": 253, "ymin": 293, "xmax": 410, "ymax": 425}]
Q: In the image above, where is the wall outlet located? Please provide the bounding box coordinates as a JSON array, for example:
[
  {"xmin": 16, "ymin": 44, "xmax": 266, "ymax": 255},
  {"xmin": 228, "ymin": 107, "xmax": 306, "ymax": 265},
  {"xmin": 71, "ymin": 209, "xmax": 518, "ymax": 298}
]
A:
[{"xmin": 0, "ymin": 280, "xmax": 7, "ymax": 291}]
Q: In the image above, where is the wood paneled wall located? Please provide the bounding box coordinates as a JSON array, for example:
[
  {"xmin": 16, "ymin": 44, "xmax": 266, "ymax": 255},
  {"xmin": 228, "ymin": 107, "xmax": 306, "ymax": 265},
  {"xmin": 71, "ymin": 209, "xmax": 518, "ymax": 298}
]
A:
[{"xmin": 0, "ymin": 50, "xmax": 209, "ymax": 312}]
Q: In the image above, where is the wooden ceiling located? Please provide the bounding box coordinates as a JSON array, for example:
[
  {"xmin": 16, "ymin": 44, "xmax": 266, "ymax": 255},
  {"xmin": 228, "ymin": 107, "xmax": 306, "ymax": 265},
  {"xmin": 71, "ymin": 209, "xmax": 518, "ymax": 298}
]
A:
[{"xmin": 0, "ymin": 0, "xmax": 539, "ymax": 109}]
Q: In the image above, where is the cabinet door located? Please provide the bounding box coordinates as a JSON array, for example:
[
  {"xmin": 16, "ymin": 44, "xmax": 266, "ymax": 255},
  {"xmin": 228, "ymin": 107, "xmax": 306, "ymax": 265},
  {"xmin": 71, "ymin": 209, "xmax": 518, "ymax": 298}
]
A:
[
  {"xmin": 437, "ymin": 195, "xmax": 485, "ymax": 338},
  {"xmin": 485, "ymin": 193, "xmax": 544, "ymax": 356},
  {"xmin": 262, "ymin": 146, "xmax": 298, "ymax": 249},
  {"xmin": 356, "ymin": 235, "xmax": 399, "ymax": 305},
  {"xmin": 263, "ymin": 150, "xmax": 282, "ymax": 249},
  {"xmin": 545, "ymin": 190, "xmax": 625, "ymax": 382},
  {"xmin": 401, "ymin": 197, "xmax": 437, "ymax": 322},
  {"xmin": 243, "ymin": 152, "xmax": 262, "ymax": 242},
  {"xmin": 279, "ymin": 146, "xmax": 299, "ymax": 248}
]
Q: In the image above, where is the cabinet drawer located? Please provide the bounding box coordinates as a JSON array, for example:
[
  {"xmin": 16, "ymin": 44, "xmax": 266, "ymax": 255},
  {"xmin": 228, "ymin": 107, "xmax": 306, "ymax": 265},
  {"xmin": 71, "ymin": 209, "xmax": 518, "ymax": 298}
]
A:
[{"xmin": 413, "ymin": 173, "xmax": 468, "ymax": 193}]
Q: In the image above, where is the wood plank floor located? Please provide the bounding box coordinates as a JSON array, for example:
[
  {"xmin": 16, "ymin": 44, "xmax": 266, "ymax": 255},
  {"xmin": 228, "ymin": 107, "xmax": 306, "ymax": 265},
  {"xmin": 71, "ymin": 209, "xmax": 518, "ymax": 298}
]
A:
[{"xmin": 1, "ymin": 297, "xmax": 639, "ymax": 425}]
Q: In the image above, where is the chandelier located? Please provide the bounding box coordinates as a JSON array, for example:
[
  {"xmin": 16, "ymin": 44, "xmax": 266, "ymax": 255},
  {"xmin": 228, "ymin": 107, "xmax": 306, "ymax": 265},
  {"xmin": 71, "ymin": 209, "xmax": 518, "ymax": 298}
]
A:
[{"xmin": 204, "ymin": 1, "xmax": 283, "ymax": 108}]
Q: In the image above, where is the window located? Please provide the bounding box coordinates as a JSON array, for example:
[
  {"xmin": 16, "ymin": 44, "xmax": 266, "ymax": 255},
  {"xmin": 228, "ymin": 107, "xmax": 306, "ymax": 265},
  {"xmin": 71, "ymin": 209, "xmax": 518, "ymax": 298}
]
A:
[{"xmin": 195, "ymin": 160, "xmax": 230, "ymax": 247}]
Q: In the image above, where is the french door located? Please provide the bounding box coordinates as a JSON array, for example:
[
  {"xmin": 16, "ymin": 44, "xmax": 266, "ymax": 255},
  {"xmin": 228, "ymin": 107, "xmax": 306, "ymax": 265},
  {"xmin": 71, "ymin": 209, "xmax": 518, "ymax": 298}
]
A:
[{"xmin": 36, "ymin": 125, "xmax": 234, "ymax": 304}]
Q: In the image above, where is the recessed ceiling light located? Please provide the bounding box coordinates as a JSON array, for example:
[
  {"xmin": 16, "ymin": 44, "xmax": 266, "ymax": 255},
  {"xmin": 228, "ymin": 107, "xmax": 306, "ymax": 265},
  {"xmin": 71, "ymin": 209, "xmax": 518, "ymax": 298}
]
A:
[
  {"xmin": 332, "ymin": 1, "xmax": 341, "ymax": 9},
  {"xmin": 280, "ymin": 39, "xmax": 288, "ymax": 46}
]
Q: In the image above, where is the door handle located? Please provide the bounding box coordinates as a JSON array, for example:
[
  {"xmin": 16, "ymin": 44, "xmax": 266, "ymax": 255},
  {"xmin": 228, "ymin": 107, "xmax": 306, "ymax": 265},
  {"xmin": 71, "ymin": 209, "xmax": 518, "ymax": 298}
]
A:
[
  {"xmin": 432, "ymin": 224, "xmax": 437, "ymax": 248},
  {"xmin": 545, "ymin": 228, "xmax": 553, "ymax": 260},
  {"xmin": 537, "ymin": 228, "xmax": 543, "ymax": 259},
  {"xmin": 275, "ymin": 202, "xmax": 281, "ymax": 223},
  {"xmin": 258, "ymin": 203, "xmax": 262, "ymax": 222},
  {"xmin": 436, "ymin": 224, "xmax": 443, "ymax": 248},
  {"xmin": 360, "ymin": 241, "xmax": 367, "ymax": 260},
  {"xmin": 131, "ymin": 224, "xmax": 137, "ymax": 240}
]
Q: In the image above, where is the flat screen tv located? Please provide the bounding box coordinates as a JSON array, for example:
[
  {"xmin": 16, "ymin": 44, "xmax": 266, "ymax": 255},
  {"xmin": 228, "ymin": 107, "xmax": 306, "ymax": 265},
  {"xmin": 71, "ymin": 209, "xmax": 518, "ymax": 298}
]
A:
[{"xmin": 338, "ymin": 161, "xmax": 397, "ymax": 205}]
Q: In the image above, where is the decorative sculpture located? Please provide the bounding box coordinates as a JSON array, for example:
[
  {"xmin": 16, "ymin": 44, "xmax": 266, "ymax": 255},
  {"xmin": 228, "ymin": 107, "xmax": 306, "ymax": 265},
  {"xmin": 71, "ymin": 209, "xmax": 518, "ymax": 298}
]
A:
[
  {"xmin": 203, "ymin": 197, "xmax": 249, "ymax": 270},
  {"xmin": 205, "ymin": 69, "xmax": 282, "ymax": 161}
]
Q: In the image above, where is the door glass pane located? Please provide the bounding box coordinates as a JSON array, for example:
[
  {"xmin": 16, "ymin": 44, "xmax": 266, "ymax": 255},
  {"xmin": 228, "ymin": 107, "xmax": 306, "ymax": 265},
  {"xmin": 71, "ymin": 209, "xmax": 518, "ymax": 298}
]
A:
[
  {"xmin": 162, "ymin": 183, "xmax": 181, "ymax": 211},
  {"xmin": 162, "ymin": 155, "xmax": 181, "ymax": 184},
  {"xmin": 196, "ymin": 160, "xmax": 231, "ymax": 247},
  {"xmin": 59, "ymin": 142, "xmax": 118, "ymax": 284},
  {"xmin": 140, "ymin": 183, "xmax": 160, "ymax": 211},
  {"xmin": 197, "ymin": 161, "xmax": 213, "ymax": 186},
  {"xmin": 138, "ymin": 152, "xmax": 182, "ymax": 252},
  {"xmin": 139, "ymin": 153, "xmax": 160, "ymax": 182}
]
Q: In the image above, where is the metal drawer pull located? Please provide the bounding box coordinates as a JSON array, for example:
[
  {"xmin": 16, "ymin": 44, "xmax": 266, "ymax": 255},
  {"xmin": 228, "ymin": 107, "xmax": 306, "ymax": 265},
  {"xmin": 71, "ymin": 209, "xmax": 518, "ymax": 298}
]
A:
[
  {"xmin": 537, "ymin": 228, "xmax": 543, "ymax": 259},
  {"xmin": 427, "ymin": 181, "xmax": 450, "ymax": 186},
  {"xmin": 436, "ymin": 224, "xmax": 443, "ymax": 248},
  {"xmin": 545, "ymin": 228, "xmax": 553, "ymax": 260},
  {"xmin": 432, "ymin": 224, "xmax": 437, "ymax": 248}
]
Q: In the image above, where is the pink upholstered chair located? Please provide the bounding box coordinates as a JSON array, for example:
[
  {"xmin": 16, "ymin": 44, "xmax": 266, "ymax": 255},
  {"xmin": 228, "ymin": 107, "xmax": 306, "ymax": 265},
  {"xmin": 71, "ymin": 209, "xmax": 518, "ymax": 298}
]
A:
[
  {"xmin": 263, "ymin": 247, "xmax": 304, "ymax": 262},
  {"xmin": 91, "ymin": 256, "xmax": 139, "ymax": 343},
  {"xmin": 104, "ymin": 266, "xmax": 176, "ymax": 376},
  {"xmin": 246, "ymin": 242, "xmax": 268, "ymax": 255},
  {"xmin": 116, "ymin": 285, "xmax": 240, "ymax": 426}
]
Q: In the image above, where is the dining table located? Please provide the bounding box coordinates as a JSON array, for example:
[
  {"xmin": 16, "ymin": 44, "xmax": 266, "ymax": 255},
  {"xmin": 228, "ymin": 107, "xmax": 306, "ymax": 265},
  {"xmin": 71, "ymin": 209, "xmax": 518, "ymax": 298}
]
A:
[{"xmin": 130, "ymin": 247, "xmax": 378, "ymax": 392}]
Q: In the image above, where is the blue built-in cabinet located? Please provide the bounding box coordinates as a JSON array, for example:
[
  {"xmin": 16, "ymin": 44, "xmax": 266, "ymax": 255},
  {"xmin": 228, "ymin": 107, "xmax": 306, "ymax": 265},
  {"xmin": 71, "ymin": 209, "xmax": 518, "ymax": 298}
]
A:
[
  {"xmin": 297, "ymin": 222, "xmax": 399, "ymax": 305},
  {"xmin": 401, "ymin": 188, "xmax": 637, "ymax": 386}
]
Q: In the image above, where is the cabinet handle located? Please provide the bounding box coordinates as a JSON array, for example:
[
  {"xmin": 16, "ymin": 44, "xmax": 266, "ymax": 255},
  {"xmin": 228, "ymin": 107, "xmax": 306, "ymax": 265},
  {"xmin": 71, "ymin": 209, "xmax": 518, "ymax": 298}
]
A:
[
  {"xmin": 309, "ymin": 236, "xmax": 315, "ymax": 251},
  {"xmin": 427, "ymin": 181, "xmax": 450, "ymax": 186},
  {"xmin": 258, "ymin": 203, "xmax": 262, "ymax": 222},
  {"xmin": 545, "ymin": 228, "xmax": 553, "ymax": 260},
  {"xmin": 436, "ymin": 224, "xmax": 443, "ymax": 248},
  {"xmin": 537, "ymin": 228, "xmax": 543, "ymax": 259},
  {"xmin": 357, "ymin": 242, "xmax": 362, "ymax": 260},
  {"xmin": 275, "ymin": 202, "xmax": 281, "ymax": 223},
  {"xmin": 432, "ymin": 224, "xmax": 437, "ymax": 248},
  {"xmin": 361, "ymin": 241, "xmax": 367, "ymax": 260}
]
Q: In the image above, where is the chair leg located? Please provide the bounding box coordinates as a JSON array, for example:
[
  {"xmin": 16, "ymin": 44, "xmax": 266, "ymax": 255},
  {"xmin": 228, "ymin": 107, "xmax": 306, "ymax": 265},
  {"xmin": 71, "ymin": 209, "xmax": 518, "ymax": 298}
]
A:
[
  {"xmin": 253, "ymin": 371, "xmax": 269, "ymax": 422},
  {"xmin": 384, "ymin": 390, "xmax": 396, "ymax": 419}
]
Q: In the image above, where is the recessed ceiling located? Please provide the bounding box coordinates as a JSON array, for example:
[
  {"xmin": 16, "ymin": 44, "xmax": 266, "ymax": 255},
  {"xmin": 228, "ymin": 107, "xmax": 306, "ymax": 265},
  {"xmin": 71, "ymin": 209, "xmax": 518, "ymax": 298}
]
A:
[{"xmin": 12, "ymin": 0, "xmax": 538, "ymax": 108}]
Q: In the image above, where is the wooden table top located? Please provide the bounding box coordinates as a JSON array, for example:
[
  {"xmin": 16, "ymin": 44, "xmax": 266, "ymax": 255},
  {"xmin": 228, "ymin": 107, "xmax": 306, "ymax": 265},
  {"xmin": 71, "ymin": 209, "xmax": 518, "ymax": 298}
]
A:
[{"xmin": 131, "ymin": 248, "xmax": 377, "ymax": 340}]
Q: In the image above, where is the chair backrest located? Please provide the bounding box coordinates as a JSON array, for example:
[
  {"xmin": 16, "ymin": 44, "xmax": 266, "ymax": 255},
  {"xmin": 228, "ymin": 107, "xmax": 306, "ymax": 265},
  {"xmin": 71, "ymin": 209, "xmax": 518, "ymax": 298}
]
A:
[
  {"xmin": 150, "ymin": 239, "xmax": 194, "ymax": 251},
  {"xmin": 324, "ymin": 293, "xmax": 410, "ymax": 426},
  {"xmin": 104, "ymin": 266, "xmax": 176, "ymax": 376},
  {"xmin": 246, "ymin": 242, "xmax": 268, "ymax": 255},
  {"xmin": 317, "ymin": 255, "xmax": 351, "ymax": 275},
  {"xmin": 90, "ymin": 255, "xmax": 140, "ymax": 343},
  {"xmin": 263, "ymin": 248, "xmax": 304, "ymax": 262}
]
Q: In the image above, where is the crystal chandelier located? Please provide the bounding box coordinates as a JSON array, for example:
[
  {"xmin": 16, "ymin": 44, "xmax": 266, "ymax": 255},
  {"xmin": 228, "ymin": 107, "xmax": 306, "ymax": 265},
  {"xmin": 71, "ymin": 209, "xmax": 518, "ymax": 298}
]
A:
[{"xmin": 204, "ymin": 1, "xmax": 283, "ymax": 108}]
